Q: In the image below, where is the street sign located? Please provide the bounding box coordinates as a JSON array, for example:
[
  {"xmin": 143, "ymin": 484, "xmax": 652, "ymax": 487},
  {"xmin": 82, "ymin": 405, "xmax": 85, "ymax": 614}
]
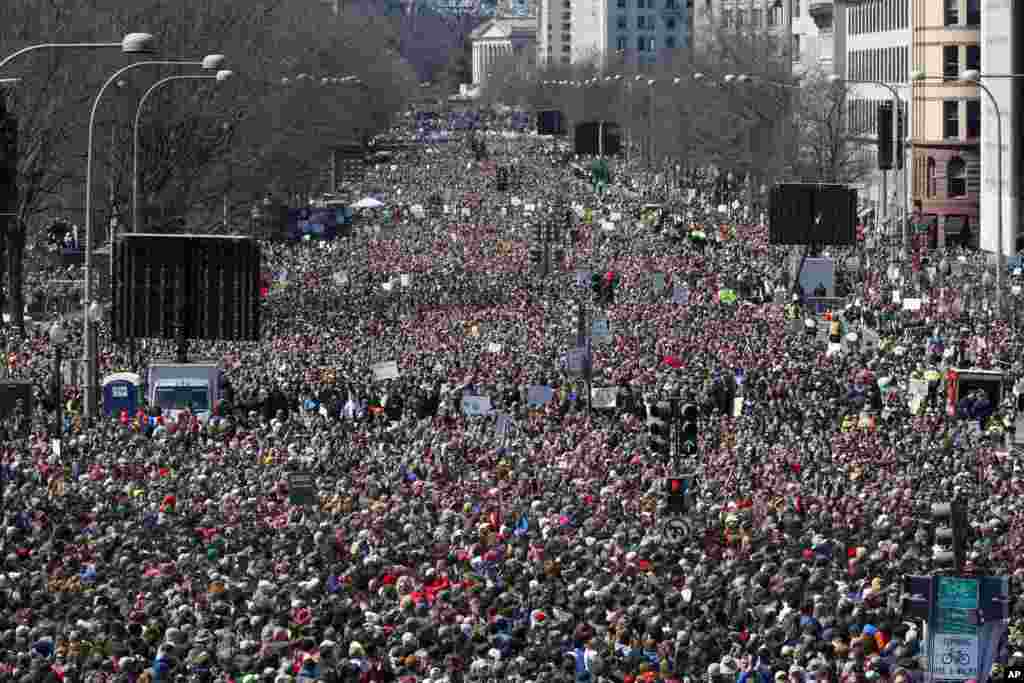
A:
[
  {"xmin": 930, "ymin": 577, "xmax": 980, "ymax": 682},
  {"xmin": 288, "ymin": 472, "xmax": 317, "ymax": 507}
]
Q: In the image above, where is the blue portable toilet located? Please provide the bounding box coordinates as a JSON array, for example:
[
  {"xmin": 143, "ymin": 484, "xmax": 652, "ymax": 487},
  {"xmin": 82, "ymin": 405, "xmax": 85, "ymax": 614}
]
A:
[{"xmin": 102, "ymin": 372, "xmax": 142, "ymax": 417}]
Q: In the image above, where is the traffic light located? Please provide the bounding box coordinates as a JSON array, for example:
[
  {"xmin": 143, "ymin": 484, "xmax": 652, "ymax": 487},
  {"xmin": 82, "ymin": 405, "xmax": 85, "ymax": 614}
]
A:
[
  {"xmin": 679, "ymin": 403, "xmax": 699, "ymax": 457},
  {"xmin": 877, "ymin": 102, "xmax": 894, "ymax": 171},
  {"xmin": 665, "ymin": 475, "xmax": 691, "ymax": 514},
  {"xmin": 932, "ymin": 501, "xmax": 969, "ymax": 570}
]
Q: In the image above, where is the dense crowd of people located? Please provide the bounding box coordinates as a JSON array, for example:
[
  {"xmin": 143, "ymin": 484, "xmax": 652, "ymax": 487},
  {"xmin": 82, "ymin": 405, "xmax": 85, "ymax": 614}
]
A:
[{"xmin": 1, "ymin": 106, "xmax": 1023, "ymax": 683}]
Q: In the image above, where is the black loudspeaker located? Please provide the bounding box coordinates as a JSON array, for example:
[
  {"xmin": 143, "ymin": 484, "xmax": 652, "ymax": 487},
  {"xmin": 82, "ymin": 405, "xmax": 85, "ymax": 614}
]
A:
[
  {"xmin": 573, "ymin": 122, "xmax": 622, "ymax": 156},
  {"xmin": 575, "ymin": 122, "xmax": 599, "ymax": 155},
  {"xmin": 815, "ymin": 185, "xmax": 857, "ymax": 246},
  {"xmin": 770, "ymin": 183, "xmax": 816, "ymax": 244},
  {"xmin": 113, "ymin": 234, "xmax": 261, "ymax": 342},
  {"xmin": 537, "ymin": 110, "xmax": 564, "ymax": 135},
  {"xmin": 769, "ymin": 183, "xmax": 858, "ymax": 246}
]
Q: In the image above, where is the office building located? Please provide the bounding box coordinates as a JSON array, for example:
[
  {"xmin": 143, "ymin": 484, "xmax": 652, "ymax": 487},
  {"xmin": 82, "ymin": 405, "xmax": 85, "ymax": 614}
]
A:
[
  {"xmin": 978, "ymin": 0, "xmax": 1021, "ymax": 255},
  {"xmin": 909, "ymin": 0, "xmax": 980, "ymax": 248},
  {"xmin": 537, "ymin": 0, "xmax": 688, "ymax": 69},
  {"xmin": 839, "ymin": 0, "xmax": 911, "ymax": 217}
]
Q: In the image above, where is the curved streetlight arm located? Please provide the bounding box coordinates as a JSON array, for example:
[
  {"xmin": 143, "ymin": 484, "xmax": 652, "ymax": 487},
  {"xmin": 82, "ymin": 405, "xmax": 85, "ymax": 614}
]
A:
[
  {"xmin": 82, "ymin": 59, "xmax": 205, "ymax": 421},
  {"xmin": 971, "ymin": 79, "xmax": 1004, "ymax": 305},
  {"xmin": 0, "ymin": 42, "xmax": 122, "ymax": 71},
  {"xmin": 133, "ymin": 74, "xmax": 217, "ymax": 234}
]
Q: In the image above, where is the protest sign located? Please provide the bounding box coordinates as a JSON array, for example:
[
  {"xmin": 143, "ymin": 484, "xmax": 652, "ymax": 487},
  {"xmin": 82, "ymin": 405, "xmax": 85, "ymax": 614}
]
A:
[
  {"xmin": 371, "ymin": 361, "xmax": 400, "ymax": 381},
  {"xmin": 591, "ymin": 387, "xmax": 617, "ymax": 408},
  {"xmin": 527, "ymin": 385, "xmax": 554, "ymax": 406}
]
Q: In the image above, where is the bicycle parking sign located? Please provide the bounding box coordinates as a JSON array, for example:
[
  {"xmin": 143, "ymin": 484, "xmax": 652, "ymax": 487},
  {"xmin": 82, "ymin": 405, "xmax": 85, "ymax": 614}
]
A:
[
  {"xmin": 931, "ymin": 633, "xmax": 979, "ymax": 680},
  {"xmin": 930, "ymin": 577, "xmax": 980, "ymax": 681}
]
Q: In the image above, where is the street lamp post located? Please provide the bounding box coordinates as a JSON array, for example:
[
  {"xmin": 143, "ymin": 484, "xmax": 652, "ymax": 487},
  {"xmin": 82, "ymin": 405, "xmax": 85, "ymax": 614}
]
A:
[
  {"xmin": 49, "ymin": 322, "xmax": 67, "ymax": 437},
  {"xmin": 0, "ymin": 34, "xmax": 155, "ymax": 72},
  {"xmin": 82, "ymin": 53, "xmax": 226, "ymax": 421},
  {"xmin": 132, "ymin": 70, "xmax": 234, "ymax": 234},
  {"xmin": 960, "ymin": 69, "xmax": 1004, "ymax": 310},
  {"xmin": 828, "ymin": 75, "xmax": 906, "ymax": 260}
]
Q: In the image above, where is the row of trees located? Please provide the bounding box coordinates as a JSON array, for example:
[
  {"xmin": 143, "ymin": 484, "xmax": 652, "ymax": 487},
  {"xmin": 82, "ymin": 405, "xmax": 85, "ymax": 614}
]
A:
[
  {"xmin": 0, "ymin": 0, "xmax": 418, "ymax": 330},
  {"xmin": 479, "ymin": 30, "xmax": 872, "ymax": 190}
]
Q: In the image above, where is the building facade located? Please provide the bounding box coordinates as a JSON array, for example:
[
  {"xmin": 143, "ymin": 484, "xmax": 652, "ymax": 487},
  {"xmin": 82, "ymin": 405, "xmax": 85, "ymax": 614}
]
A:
[
  {"xmin": 471, "ymin": 14, "xmax": 539, "ymax": 85},
  {"xmin": 979, "ymin": 0, "xmax": 1021, "ymax": 256},
  {"xmin": 838, "ymin": 0, "xmax": 911, "ymax": 219},
  {"xmin": 909, "ymin": 0, "xmax": 980, "ymax": 248}
]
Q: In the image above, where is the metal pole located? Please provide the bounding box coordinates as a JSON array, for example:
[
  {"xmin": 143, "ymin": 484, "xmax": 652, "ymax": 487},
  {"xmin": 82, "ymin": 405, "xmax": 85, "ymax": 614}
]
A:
[
  {"xmin": 598, "ymin": 120, "xmax": 604, "ymax": 157},
  {"xmin": 53, "ymin": 344, "xmax": 62, "ymax": 436},
  {"xmin": 133, "ymin": 74, "xmax": 217, "ymax": 234},
  {"xmin": 85, "ymin": 60, "xmax": 207, "ymax": 421},
  {"xmin": 975, "ymin": 81, "xmax": 1005, "ymax": 310}
]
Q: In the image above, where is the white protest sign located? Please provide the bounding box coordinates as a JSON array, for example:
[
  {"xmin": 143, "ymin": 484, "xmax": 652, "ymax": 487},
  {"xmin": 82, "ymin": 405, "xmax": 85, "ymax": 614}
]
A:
[
  {"xmin": 610, "ymin": 212, "xmax": 622, "ymax": 221},
  {"xmin": 524, "ymin": 204, "xmax": 536, "ymax": 213},
  {"xmin": 400, "ymin": 273, "xmax": 411, "ymax": 287},
  {"xmin": 333, "ymin": 272, "xmax": 349, "ymax": 285},
  {"xmin": 601, "ymin": 221, "xmax": 616, "ymax": 232},
  {"xmin": 461, "ymin": 207, "xmax": 470, "ymax": 217},
  {"xmin": 903, "ymin": 298, "xmax": 922, "ymax": 311},
  {"xmin": 487, "ymin": 342, "xmax": 503, "ymax": 353},
  {"xmin": 591, "ymin": 387, "xmax": 617, "ymax": 408},
  {"xmin": 511, "ymin": 197, "xmax": 522, "ymax": 206},
  {"xmin": 371, "ymin": 361, "xmax": 400, "ymax": 381}
]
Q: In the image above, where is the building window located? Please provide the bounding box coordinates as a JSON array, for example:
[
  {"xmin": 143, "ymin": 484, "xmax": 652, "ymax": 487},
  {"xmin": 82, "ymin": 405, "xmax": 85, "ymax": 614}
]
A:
[
  {"xmin": 966, "ymin": 0, "xmax": 980, "ymax": 25},
  {"xmin": 767, "ymin": 5, "xmax": 779, "ymax": 26},
  {"xmin": 666, "ymin": 35, "xmax": 676, "ymax": 48},
  {"xmin": 563, "ymin": 0, "xmax": 571, "ymax": 6},
  {"xmin": 736, "ymin": 9, "xmax": 745, "ymax": 26},
  {"xmin": 617, "ymin": 36, "xmax": 628, "ymax": 50},
  {"xmin": 665, "ymin": 0, "xmax": 677, "ymax": 8},
  {"xmin": 561, "ymin": 22, "xmax": 571, "ymax": 30},
  {"xmin": 926, "ymin": 157, "xmax": 936, "ymax": 198},
  {"xmin": 561, "ymin": 55, "xmax": 571, "ymax": 63},
  {"xmin": 617, "ymin": 15, "xmax": 627, "ymax": 28},
  {"xmin": 722, "ymin": 9, "xmax": 732, "ymax": 26},
  {"xmin": 750, "ymin": 8, "xmax": 762, "ymax": 26},
  {"xmin": 944, "ymin": 0, "xmax": 958, "ymax": 25},
  {"xmin": 561, "ymin": 32, "xmax": 571, "ymax": 41},
  {"xmin": 966, "ymin": 99, "xmax": 980, "ymax": 138},
  {"xmin": 638, "ymin": 0, "xmax": 645, "ymax": 7},
  {"xmin": 792, "ymin": 0, "xmax": 799, "ymax": 17},
  {"xmin": 792, "ymin": 34, "xmax": 800, "ymax": 60},
  {"xmin": 638, "ymin": 36, "xmax": 646, "ymax": 50},
  {"xmin": 666, "ymin": 17, "xmax": 676, "ymax": 29},
  {"xmin": 943, "ymin": 100, "xmax": 959, "ymax": 139},
  {"xmin": 617, "ymin": 0, "xmax": 626, "ymax": 8},
  {"xmin": 947, "ymin": 157, "xmax": 967, "ymax": 197},
  {"xmin": 562, "ymin": 43, "xmax": 572, "ymax": 52},
  {"xmin": 638, "ymin": 15, "xmax": 645, "ymax": 27},
  {"xmin": 943, "ymin": 45, "xmax": 959, "ymax": 80},
  {"xmin": 966, "ymin": 44, "xmax": 980, "ymax": 72}
]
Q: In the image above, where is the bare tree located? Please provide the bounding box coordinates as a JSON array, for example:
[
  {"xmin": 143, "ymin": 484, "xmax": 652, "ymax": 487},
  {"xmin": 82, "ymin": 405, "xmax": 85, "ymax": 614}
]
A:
[
  {"xmin": 788, "ymin": 67, "xmax": 872, "ymax": 184},
  {"xmin": 0, "ymin": 0, "xmax": 414, "ymax": 331}
]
